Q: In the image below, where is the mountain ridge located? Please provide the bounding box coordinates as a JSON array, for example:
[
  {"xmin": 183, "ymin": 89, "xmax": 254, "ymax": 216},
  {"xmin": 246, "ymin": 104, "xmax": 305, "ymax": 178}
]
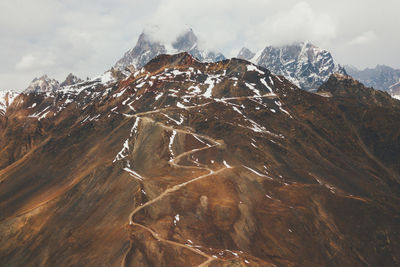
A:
[{"xmin": 1, "ymin": 52, "xmax": 399, "ymax": 266}]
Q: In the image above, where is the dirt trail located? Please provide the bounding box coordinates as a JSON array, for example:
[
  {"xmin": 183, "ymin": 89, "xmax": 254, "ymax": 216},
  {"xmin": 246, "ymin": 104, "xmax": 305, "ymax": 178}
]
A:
[
  {"xmin": 121, "ymin": 105, "xmax": 232, "ymax": 267},
  {"xmin": 120, "ymin": 93, "xmax": 278, "ymax": 266}
]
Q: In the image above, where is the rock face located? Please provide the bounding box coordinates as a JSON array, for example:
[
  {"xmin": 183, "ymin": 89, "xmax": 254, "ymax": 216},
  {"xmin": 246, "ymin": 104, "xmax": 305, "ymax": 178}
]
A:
[
  {"xmin": 0, "ymin": 53, "xmax": 399, "ymax": 266},
  {"xmin": 238, "ymin": 42, "xmax": 346, "ymax": 91},
  {"xmin": 114, "ymin": 32, "xmax": 167, "ymax": 70},
  {"xmin": 114, "ymin": 29, "xmax": 225, "ymax": 70},
  {"xmin": 345, "ymin": 64, "xmax": 400, "ymax": 94},
  {"xmin": 0, "ymin": 90, "xmax": 19, "ymax": 116},
  {"xmin": 23, "ymin": 74, "xmax": 60, "ymax": 94},
  {"xmin": 60, "ymin": 73, "xmax": 83, "ymax": 87}
]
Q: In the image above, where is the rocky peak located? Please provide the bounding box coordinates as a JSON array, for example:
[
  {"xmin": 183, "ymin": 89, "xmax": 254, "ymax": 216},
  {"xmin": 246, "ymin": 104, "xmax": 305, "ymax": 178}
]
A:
[
  {"xmin": 114, "ymin": 32, "xmax": 167, "ymax": 70},
  {"xmin": 237, "ymin": 47, "xmax": 255, "ymax": 61},
  {"xmin": 60, "ymin": 73, "xmax": 83, "ymax": 87},
  {"xmin": 243, "ymin": 42, "xmax": 346, "ymax": 91},
  {"xmin": 172, "ymin": 28, "xmax": 197, "ymax": 51},
  {"xmin": 24, "ymin": 75, "xmax": 60, "ymax": 94},
  {"xmin": 114, "ymin": 29, "xmax": 225, "ymax": 70}
]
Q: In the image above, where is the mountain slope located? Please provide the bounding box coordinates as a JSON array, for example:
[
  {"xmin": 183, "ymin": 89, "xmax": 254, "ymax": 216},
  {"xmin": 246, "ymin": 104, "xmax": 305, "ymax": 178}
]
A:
[
  {"xmin": 0, "ymin": 53, "xmax": 399, "ymax": 266},
  {"xmin": 238, "ymin": 42, "xmax": 346, "ymax": 91}
]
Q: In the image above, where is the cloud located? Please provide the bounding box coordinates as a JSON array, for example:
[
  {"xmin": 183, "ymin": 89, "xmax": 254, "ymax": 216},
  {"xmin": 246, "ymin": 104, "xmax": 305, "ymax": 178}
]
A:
[
  {"xmin": 0, "ymin": 0, "xmax": 400, "ymax": 91},
  {"xmin": 15, "ymin": 53, "xmax": 56, "ymax": 71},
  {"xmin": 266, "ymin": 2, "xmax": 336, "ymax": 46},
  {"xmin": 349, "ymin": 31, "xmax": 377, "ymax": 45}
]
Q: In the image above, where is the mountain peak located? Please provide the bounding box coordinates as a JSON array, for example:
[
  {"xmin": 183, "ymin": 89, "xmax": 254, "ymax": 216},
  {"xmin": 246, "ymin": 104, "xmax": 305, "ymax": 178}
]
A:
[
  {"xmin": 60, "ymin": 73, "xmax": 83, "ymax": 87},
  {"xmin": 24, "ymin": 75, "xmax": 60, "ymax": 94},
  {"xmin": 114, "ymin": 29, "xmax": 225, "ymax": 70},
  {"xmin": 248, "ymin": 42, "xmax": 346, "ymax": 91},
  {"xmin": 237, "ymin": 47, "xmax": 255, "ymax": 61},
  {"xmin": 172, "ymin": 29, "xmax": 198, "ymax": 51}
]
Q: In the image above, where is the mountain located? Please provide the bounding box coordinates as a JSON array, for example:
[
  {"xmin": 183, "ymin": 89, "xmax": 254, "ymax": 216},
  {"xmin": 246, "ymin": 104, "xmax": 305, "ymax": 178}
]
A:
[
  {"xmin": 345, "ymin": 64, "xmax": 400, "ymax": 94},
  {"xmin": 237, "ymin": 47, "xmax": 255, "ymax": 61},
  {"xmin": 0, "ymin": 90, "xmax": 19, "ymax": 116},
  {"xmin": 114, "ymin": 29, "xmax": 225, "ymax": 70},
  {"xmin": 60, "ymin": 73, "xmax": 83, "ymax": 87},
  {"xmin": 1, "ymin": 53, "xmax": 399, "ymax": 266},
  {"xmin": 237, "ymin": 42, "xmax": 346, "ymax": 91},
  {"xmin": 23, "ymin": 74, "xmax": 60, "ymax": 94}
]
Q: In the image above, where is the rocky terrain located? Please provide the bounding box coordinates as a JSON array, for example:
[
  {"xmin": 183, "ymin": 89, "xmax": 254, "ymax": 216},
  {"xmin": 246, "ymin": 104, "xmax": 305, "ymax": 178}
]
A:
[
  {"xmin": 237, "ymin": 42, "xmax": 346, "ymax": 91},
  {"xmin": 0, "ymin": 53, "xmax": 399, "ymax": 266}
]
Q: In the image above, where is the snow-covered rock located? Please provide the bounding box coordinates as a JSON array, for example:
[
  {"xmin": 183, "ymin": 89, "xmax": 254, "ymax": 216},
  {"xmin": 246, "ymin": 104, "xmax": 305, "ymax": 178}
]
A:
[
  {"xmin": 0, "ymin": 90, "xmax": 19, "ymax": 115},
  {"xmin": 24, "ymin": 75, "xmax": 60, "ymax": 94},
  {"xmin": 237, "ymin": 42, "xmax": 346, "ymax": 91}
]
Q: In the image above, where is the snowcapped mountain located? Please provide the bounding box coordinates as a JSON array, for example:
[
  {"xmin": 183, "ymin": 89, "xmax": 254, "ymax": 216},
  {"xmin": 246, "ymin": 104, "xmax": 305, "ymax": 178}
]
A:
[
  {"xmin": 238, "ymin": 42, "xmax": 346, "ymax": 91},
  {"xmin": 23, "ymin": 73, "xmax": 84, "ymax": 95},
  {"xmin": 0, "ymin": 90, "xmax": 19, "ymax": 115},
  {"xmin": 345, "ymin": 65, "xmax": 400, "ymax": 94},
  {"xmin": 24, "ymin": 75, "xmax": 60, "ymax": 94},
  {"xmin": 114, "ymin": 29, "xmax": 225, "ymax": 70}
]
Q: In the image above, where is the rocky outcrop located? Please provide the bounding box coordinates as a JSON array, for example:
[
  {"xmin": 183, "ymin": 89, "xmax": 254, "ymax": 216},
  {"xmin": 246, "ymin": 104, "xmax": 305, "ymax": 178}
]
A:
[{"xmin": 60, "ymin": 73, "xmax": 83, "ymax": 87}]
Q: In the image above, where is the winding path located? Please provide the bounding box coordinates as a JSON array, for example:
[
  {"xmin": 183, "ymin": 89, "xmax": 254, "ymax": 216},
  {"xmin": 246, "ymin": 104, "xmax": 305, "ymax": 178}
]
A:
[
  {"xmin": 120, "ymin": 107, "xmax": 232, "ymax": 267},
  {"xmin": 120, "ymin": 93, "xmax": 280, "ymax": 266}
]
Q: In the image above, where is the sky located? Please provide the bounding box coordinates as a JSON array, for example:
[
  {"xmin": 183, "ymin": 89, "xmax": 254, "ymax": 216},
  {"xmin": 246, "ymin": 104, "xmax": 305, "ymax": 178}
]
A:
[{"xmin": 1, "ymin": 0, "xmax": 399, "ymax": 91}]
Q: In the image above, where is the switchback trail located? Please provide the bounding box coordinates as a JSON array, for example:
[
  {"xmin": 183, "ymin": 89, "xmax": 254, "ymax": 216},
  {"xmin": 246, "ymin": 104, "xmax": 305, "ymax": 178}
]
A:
[{"xmin": 120, "ymin": 105, "xmax": 232, "ymax": 267}]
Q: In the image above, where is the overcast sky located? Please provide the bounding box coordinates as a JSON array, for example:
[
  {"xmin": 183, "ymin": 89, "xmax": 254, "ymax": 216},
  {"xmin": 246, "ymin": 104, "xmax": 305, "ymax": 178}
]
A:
[{"xmin": 1, "ymin": 0, "xmax": 399, "ymax": 91}]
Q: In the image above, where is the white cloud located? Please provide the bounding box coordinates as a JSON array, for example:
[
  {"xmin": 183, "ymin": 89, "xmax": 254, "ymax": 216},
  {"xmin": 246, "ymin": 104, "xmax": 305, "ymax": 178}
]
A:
[
  {"xmin": 0, "ymin": 0, "xmax": 400, "ymax": 91},
  {"xmin": 15, "ymin": 55, "xmax": 36, "ymax": 71},
  {"xmin": 349, "ymin": 31, "xmax": 377, "ymax": 45},
  {"xmin": 15, "ymin": 52, "xmax": 56, "ymax": 71},
  {"xmin": 266, "ymin": 2, "xmax": 336, "ymax": 46}
]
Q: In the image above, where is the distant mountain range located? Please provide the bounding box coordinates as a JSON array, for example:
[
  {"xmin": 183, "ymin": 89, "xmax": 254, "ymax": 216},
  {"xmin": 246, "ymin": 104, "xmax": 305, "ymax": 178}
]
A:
[
  {"xmin": 9, "ymin": 29, "xmax": 400, "ymax": 101},
  {"xmin": 345, "ymin": 65, "xmax": 400, "ymax": 98}
]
